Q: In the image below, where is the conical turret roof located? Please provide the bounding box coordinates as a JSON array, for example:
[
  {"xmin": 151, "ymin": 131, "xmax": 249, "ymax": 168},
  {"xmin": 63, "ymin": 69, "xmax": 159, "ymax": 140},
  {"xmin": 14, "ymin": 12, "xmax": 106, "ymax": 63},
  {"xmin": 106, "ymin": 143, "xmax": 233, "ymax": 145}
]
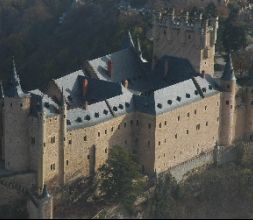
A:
[
  {"xmin": 5, "ymin": 57, "xmax": 25, "ymax": 97},
  {"xmin": 221, "ymin": 53, "xmax": 236, "ymax": 81}
]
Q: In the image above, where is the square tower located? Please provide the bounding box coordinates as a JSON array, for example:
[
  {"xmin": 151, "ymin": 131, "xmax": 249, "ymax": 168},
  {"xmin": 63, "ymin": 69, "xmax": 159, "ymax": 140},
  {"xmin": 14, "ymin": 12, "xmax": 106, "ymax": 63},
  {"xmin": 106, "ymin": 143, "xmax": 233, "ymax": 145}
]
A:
[{"xmin": 152, "ymin": 10, "xmax": 219, "ymax": 75}]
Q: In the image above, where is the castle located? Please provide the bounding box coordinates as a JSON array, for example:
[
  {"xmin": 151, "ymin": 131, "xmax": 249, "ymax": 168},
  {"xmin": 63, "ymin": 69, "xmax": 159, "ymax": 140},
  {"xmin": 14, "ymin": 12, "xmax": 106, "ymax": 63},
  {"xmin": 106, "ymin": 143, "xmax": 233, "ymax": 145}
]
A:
[{"xmin": 0, "ymin": 10, "xmax": 252, "ymax": 196}]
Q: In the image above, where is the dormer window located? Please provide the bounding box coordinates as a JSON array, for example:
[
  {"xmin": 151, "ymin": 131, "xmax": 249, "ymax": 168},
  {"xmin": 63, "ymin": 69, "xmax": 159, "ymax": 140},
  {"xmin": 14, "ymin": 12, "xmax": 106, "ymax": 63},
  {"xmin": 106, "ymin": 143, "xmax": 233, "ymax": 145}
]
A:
[
  {"xmin": 76, "ymin": 117, "xmax": 82, "ymax": 123},
  {"xmin": 104, "ymin": 110, "xmax": 109, "ymax": 115},
  {"xmin": 85, "ymin": 115, "xmax": 91, "ymax": 121},
  {"xmin": 186, "ymin": 93, "xmax": 191, "ymax": 98},
  {"xmin": 168, "ymin": 100, "xmax": 172, "ymax": 105},
  {"xmin": 157, "ymin": 103, "xmax": 162, "ymax": 109},
  {"xmin": 119, "ymin": 104, "xmax": 124, "ymax": 110},
  {"xmin": 177, "ymin": 96, "xmax": 181, "ymax": 102},
  {"xmin": 113, "ymin": 106, "xmax": 118, "ymax": 112},
  {"xmin": 67, "ymin": 120, "xmax": 71, "ymax": 125},
  {"xmin": 202, "ymin": 88, "xmax": 207, "ymax": 93},
  {"xmin": 95, "ymin": 113, "xmax": 99, "ymax": 118},
  {"xmin": 195, "ymin": 90, "xmax": 199, "ymax": 95}
]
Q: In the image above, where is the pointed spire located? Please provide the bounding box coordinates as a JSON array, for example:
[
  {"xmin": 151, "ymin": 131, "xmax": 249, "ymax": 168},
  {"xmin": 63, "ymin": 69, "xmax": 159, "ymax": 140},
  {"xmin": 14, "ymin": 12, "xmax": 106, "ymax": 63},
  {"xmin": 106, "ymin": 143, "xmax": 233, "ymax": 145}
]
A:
[
  {"xmin": 0, "ymin": 81, "xmax": 4, "ymax": 99},
  {"xmin": 128, "ymin": 31, "xmax": 135, "ymax": 49},
  {"xmin": 221, "ymin": 53, "xmax": 236, "ymax": 81},
  {"xmin": 41, "ymin": 185, "xmax": 50, "ymax": 199},
  {"xmin": 6, "ymin": 57, "xmax": 24, "ymax": 97}
]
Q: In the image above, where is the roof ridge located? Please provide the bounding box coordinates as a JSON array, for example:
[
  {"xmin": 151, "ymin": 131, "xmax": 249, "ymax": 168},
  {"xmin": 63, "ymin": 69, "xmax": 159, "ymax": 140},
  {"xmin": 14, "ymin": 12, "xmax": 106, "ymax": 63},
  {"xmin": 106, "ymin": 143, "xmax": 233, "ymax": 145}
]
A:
[{"xmin": 191, "ymin": 77, "xmax": 205, "ymax": 98}]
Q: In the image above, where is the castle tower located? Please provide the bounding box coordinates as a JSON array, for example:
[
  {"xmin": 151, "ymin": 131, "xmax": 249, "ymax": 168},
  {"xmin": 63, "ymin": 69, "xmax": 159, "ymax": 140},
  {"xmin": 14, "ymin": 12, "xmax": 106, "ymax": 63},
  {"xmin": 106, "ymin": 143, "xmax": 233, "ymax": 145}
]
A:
[
  {"xmin": 219, "ymin": 53, "xmax": 236, "ymax": 146},
  {"xmin": 3, "ymin": 58, "xmax": 31, "ymax": 171},
  {"xmin": 152, "ymin": 10, "xmax": 219, "ymax": 75},
  {"xmin": 245, "ymin": 64, "xmax": 253, "ymax": 141}
]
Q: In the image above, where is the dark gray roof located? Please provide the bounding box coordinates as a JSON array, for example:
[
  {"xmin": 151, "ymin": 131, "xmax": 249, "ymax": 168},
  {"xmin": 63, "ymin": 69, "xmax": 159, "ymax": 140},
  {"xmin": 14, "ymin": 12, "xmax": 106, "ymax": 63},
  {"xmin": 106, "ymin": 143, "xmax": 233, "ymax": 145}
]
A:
[
  {"xmin": 67, "ymin": 88, "xmax": 134, "ymax": 129},
  {"xmin": 221, "ymin": 53, "xmax": 236, "ymax": 81},
  {"xmin": 29, "ymin": 89, "xmax": 59, "ymax": 117},
  {"xmin": 88, "ymin": 50, "xmax": 198, "ymax": 94},
  {"xmin": 135, "ymin": 76, "xmax": 219, "ymax": 115},
  {"xmin": 53, "ymin": 69, "xmax": 123, "ymax": 107},
  {"xmin": 88, "ymin": 48, "xmax": 143, "ymax": 84}
]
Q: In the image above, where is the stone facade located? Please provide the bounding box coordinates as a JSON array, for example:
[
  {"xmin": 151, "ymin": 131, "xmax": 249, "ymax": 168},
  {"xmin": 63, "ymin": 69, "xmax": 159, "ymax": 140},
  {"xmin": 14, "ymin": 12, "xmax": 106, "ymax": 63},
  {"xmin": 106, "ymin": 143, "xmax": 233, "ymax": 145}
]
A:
[
  {"xmin": 153, "ymin": 11, "xmax": 218, "ymax": 75},
  {"xmin": 0, "ymin": 9, "xmax": 253, "ymax": 199}
]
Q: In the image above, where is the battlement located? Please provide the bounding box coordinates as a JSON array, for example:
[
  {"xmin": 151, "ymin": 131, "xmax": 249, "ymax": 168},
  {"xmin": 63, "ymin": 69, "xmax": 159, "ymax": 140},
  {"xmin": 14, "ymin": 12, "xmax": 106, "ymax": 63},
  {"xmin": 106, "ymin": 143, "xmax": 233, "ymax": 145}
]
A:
[{"xmin": 154, "ymin": 9, "xmax": 218, "ymax": 33}]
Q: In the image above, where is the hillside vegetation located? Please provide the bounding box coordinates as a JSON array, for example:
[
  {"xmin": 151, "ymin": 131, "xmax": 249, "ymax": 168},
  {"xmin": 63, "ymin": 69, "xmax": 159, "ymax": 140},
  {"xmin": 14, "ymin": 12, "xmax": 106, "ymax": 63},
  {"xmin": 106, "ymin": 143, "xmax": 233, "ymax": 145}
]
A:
[{"xmin": 0, "ymin": 0, "xmax": 152, "ymax": 90}]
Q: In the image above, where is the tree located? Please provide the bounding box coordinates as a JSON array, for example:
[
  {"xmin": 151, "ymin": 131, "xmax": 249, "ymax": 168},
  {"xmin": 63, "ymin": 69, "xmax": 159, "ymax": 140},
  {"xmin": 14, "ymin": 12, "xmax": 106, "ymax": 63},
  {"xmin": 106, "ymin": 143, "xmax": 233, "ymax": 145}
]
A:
[
  {"xmin": 98, "ymin": 145, "xmax": 141, "ymax": 203},
  {"xmin": 222, "ymin": 19, "xmax": 246, "ymax": 52},
  {"xmin": 149, "ymin": 174, "xmax": 180, "ymax": 219}
]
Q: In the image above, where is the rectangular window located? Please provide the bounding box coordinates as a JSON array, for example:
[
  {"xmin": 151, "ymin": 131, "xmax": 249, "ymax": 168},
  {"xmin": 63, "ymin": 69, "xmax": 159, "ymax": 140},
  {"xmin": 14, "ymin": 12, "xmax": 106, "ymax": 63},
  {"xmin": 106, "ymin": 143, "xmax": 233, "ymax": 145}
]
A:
[
  {"xmin": 196, "ymin": 124, "xmax": 201, "ymax": 130},
  {"xmin": 84, "ymin": 136, "xmax": 87, "ymax": 141},
  {"xmin": 51, "ymin": 136, "xmax": 56, "ymax": 144},
  {"xmin": 69, "ymin": 140, "xmax": 72, "ymax": 145},
  {"xmin": 31, "ymin": 137, "xmax": 35, "ymax": 145}
]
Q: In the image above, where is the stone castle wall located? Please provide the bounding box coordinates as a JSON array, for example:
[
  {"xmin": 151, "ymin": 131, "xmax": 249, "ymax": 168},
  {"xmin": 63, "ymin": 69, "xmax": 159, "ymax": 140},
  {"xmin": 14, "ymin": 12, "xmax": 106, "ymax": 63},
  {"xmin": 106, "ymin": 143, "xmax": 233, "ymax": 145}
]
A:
[
  {"xmin": 4, "ymin": 96, "xmax": 31, "ymax": 172},
  {"xmin": 154, "ymin": 92, "xmax": 220, "ymax": 174},
  {"xmin": 0, "ymin": 173, "xmax": 35, "ymax": 206},
  {"xmin": 153, "ymin": 20, "xmax": 217, "ymax": 74}
]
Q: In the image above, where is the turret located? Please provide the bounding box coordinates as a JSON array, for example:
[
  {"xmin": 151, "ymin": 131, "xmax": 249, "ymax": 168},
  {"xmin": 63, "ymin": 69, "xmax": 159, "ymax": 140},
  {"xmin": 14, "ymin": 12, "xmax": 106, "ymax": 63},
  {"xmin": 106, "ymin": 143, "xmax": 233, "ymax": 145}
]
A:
[
  {"xmin": 219, "ymin": 53, "xmax": 236, "ymax": 146},
  {"xmin": 27, "ymin": 185, "xmax": 54, "ymax": 219},
  {"xmin": 4, "ymin": 58, "xmax": 31, "ymax": 171},
  {"xmin": 245, "ymin": 64, "xmax": 253, "ymax": 141},
  {"xmin": 152, "ymin": 9, "xmax": 218, "ymax": 75}
]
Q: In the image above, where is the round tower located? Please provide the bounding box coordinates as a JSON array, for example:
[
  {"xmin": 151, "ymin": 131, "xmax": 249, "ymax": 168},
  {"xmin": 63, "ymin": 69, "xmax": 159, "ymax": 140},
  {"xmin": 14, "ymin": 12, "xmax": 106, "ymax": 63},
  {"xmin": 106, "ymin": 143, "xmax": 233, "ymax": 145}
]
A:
[
  {"xmin": 219, "ymin": 53, "xmax": 236, "ymax": 147},
  {"xmin": 3, "ymin": 58, "xmax": 31, "ymax": 171},
  {"xmin": 245, "ymin": 64, "xmax": 253, "ymax": 141}
]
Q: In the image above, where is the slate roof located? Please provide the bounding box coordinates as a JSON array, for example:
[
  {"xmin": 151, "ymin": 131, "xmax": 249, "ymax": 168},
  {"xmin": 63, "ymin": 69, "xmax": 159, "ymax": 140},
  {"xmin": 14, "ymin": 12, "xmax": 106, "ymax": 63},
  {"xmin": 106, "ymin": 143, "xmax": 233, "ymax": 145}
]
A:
[
  {"xmin": 221, "ymin": 53, "xmax": 236, "ymax": 81},
  {"xmin": 135, "ymin": 76, "xmax": 218, "ymax": 115},
  {"xmin": 53, "ymin": 69, "xmax": 123, "ymax": 107},
  {"xmin": 29, "ymin": 89, "xmax": 59, "ymax": 117},
  {"xmin": 88, "ymin": 49, "xmax": 198, "ymax": 93},
  {"xmin": 67, "ymin": 88, "xmax": 135, "ymax": 129},
  {"xmin": 88, "ymin": 48, "xmax": 143, "ymax": 84}
]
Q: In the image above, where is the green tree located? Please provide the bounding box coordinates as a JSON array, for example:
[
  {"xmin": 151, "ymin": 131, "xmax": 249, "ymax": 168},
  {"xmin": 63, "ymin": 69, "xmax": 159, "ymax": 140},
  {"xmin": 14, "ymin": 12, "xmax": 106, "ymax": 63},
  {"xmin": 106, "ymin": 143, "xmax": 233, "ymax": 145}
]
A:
[
  {"xmin": 222, "ymin": 20, "xmax": 246, "ymax": 52},
  {"xmin": 98, "ymin": 145, "xmax": 141, "ymax": 203},
  {"xmin": 149, "ymin": 174, "xmax": 180, "ymax": 219}
]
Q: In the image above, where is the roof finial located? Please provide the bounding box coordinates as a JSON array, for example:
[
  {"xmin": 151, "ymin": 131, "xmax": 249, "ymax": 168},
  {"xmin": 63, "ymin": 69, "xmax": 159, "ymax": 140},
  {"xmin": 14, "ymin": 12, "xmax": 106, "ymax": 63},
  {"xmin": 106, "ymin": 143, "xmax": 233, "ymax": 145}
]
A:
[{"xmin": 41, "ymin": 185, "xmax": 50, "ymax": 199}]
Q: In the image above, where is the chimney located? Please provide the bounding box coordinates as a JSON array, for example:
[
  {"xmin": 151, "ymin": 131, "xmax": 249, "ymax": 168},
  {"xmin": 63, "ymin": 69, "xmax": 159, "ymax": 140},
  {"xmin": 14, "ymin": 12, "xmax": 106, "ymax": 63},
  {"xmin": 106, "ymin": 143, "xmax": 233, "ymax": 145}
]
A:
[
  {"xmin": 201, "ymin": 70, "xmax": 205, "ymax": 78},
  {"xmin": 107, "ymin": 60, "xmax": 112, "ymax": 77},
  {"xmin": 83, "ymin": 79, "xmax": 89, "ymax": 97},
  {"xmin": 164, "ymin": 60, "xmax": 169, "ymax": 78},
  {"xmin": 84, "ymin": 101, "xmax": 89, "ymax": 110}
]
